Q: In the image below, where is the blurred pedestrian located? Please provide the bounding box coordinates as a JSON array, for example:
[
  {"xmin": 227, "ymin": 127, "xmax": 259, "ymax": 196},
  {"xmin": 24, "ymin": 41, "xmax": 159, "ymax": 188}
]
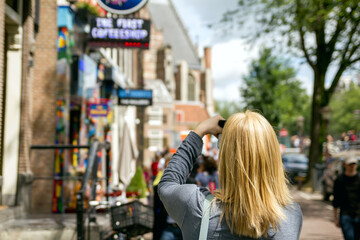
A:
[
  {"xmin": 195, "ymin": 156, "xmax": 219, "ymax": 194},
  {"xmin": 151, "ymin": 151, "xmax": 162, "ymax": 181},
  {"xmin": 342, "ymin": 135, "xmax": 350, "ymax": 151},
  {"xmin": 348, "ymin": 130, "xmax": 357, "ymax": 142},
  {"xmin": 326, "ymin": 135, "xmax": 340, "ymax": 164},
  {"xmin": 333, "ymin": 154, "xmax": 360, "ymax": 240},
  {"xmin": 158, "ymin": 111, "xmax": 302, "ymax": 239}
]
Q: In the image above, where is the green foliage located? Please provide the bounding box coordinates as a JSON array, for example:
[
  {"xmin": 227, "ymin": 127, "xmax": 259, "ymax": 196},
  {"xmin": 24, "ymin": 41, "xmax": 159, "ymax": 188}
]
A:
[
  {"xmin": 76, "ymin": 2, "xmax": 101, "ymax": 16},
  {"xmin": 221, "ymin": 0, "xmax": 360, "ymax": 100},
  {"xmin": 126, "ymin": 167, "xmax": 148, "ymax": 198},
  {"xmin": 215, "ymin": 100, "xmax": 242, "ymax": 119},
  {"xmin": 328, "ymin": 84, "xmax": 360, "ymax": 137},
  {"xmin": 221, "ymin": 0, "xmax": 360, "ymax": 169},
  {"xmin": 241, "ymin": 48, "xmax": 310, "ymax": 135}
]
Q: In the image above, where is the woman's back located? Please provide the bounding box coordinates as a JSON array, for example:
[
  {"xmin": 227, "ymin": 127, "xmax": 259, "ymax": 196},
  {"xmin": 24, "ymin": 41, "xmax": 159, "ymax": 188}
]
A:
[
  {"xmin": 158, "ymin": 112, "xmax": 303, "ymax": 239},
  {"xmin": 158, "ymin": 132, "xmax": 302, "ymax": 240},
  {"xmin": 179, "ymin": 185, "xmax": 302, "ymax": 240}
]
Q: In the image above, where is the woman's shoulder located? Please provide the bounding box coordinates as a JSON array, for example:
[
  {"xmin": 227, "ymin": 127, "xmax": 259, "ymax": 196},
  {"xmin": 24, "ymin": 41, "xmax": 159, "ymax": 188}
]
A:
[
  {"xmin": 285, "ymin": 201, "xmax": 302, "ymax": 214},
  {"xmin": 282, "ymin": 201, "xmax": 303, "ymax": 223},
  {"xmin": 265, "ymin": 202, "xmax": 302, "ymax": 240},
  {"xmin": 280, "ymin": 202, "xmax": 303, "ymax": 233}
]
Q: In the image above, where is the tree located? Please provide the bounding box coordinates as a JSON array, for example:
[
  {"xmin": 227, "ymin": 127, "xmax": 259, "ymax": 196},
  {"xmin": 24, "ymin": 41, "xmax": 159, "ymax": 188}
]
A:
[
  {"xmin": 215, "ymin": 100, "xmax": 242, "ymax": 119},
  {"xmin": 221, "ymin": 0, "xmax": 360, "ymax": 182},
  {"xmin": 328, "ymin": 84, "xmax": 360, "ymax": 137},
  {"xmin": 241, "ymin": 48, "xmax": 310, "ymax": 136}
]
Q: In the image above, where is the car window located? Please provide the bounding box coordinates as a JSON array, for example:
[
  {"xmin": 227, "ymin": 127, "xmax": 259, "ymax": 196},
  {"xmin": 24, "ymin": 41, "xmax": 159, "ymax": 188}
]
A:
[{"xmin": 282, "ymin": 154, "xmax": 308, "ymax": 164}]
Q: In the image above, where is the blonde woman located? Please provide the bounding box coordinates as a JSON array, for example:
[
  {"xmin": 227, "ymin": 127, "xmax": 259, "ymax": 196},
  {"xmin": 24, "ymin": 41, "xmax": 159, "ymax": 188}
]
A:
[{"xmin": 158, "ymin": 111, "xmax": 302, "ymax": 239}]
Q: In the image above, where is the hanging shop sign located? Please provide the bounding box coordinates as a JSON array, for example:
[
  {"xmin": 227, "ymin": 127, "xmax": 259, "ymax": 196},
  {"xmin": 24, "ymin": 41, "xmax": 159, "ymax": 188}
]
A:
[
  {"xmin": 89, "ymin": 103, "xmax": 109, "ymax": 117},
  {"xmin": 89, "ymin": 17, "xmax": 150, "ymax": 49},
  {"xmin": 96, "ymin": 0, "xmax": 148, "ymax": 15},
  {"xmin": 118, "ymin": 89, "xmax": 152, "ymax": 106}
]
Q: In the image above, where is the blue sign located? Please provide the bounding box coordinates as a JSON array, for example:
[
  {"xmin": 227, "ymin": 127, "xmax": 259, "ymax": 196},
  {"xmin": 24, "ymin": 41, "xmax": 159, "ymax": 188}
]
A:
[
  {"xmin": 96, "ymin": 0, "xmax": 148, "ymax": 15},
  {"xmin": 118, "ymin": 89, "xmax": 152, "ymax": 106}
]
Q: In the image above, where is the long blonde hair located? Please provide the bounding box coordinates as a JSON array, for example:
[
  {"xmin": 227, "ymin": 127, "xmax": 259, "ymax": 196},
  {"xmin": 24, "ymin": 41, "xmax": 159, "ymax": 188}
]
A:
[{"xmin": 214, "ymin": 110, "xmax": 292, "ymax": 238}]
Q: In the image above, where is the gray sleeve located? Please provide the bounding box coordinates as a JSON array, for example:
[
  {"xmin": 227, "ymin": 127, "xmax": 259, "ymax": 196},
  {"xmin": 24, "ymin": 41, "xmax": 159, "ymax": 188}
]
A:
[
  {"xmin": 158, "ymin": 131, "xmax": 203, "ymax": 226},
  {"xmin": 271, "ymin": 203, "xmax": 303, "ymax": 240}
]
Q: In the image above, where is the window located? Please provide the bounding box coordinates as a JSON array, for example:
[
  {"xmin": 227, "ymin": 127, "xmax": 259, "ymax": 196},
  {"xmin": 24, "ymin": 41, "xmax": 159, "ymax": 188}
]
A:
[
  {"xmin": 148, "ymin": 106, "xmax": 163, "ymax": 126},
  {"xmin": 176, "ymin": 110, "xmax": 184, "ymax": 123},
  {"xmin": 148, "ymin": 129, "xmax": 163, "ymax": 152},
  {"xmin": 187, "ymin": 74, "xmax": 196, "ymax": 101}
]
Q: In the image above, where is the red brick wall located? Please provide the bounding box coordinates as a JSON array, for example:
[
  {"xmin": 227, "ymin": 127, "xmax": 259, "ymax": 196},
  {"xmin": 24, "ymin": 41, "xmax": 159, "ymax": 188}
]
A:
[
  {"xmin": 0, "ymin": 0, "xmax": 5, "ymax": 171},
  {"xmin": 31, "ymin": 0, "xmax": 57, "ymax": 213}
]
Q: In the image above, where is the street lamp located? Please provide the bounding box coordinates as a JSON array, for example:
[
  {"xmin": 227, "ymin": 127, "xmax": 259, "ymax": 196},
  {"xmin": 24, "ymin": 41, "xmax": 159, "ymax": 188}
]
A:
[
  {"xmin": 321, "ymin": 106, "xmax": 332, "ymax": 122},
  {"xmin": 297, "ymin": 116, "xmax": 304, "ymax": 152},
  {"xmin": 321, "ymin": 106, "xmax": 332, "ymax": 136},
  {"xmin": 354, "ymin": 109, "xmax": 360, "ymax": 138}
]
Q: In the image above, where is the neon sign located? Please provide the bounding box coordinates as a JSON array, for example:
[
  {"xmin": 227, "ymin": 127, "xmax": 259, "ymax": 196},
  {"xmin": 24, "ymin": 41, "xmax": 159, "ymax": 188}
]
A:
[{"xmin": 89, "ymin": 17, "xmax": 150, "ymax": 49}]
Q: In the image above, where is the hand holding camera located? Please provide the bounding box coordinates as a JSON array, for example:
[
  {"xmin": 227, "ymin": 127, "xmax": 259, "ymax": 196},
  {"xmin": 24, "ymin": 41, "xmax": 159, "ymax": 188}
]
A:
[{"xmin": 194, "ymin": 115, "xmax": 225, "ymax": 138}]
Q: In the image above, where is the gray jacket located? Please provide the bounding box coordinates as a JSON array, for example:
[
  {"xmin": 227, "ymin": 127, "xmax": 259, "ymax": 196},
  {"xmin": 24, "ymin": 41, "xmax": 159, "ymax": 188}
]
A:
[{"xmin": 158, "ymin": 131, "xmax": 303, "ymax": 239}]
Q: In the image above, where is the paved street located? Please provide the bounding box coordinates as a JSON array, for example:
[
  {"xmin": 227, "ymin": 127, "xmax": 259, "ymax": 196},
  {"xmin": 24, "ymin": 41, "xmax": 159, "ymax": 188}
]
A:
[{"xmin": 291, "ymin": 189, "xmax": 343, "ymax": 240}]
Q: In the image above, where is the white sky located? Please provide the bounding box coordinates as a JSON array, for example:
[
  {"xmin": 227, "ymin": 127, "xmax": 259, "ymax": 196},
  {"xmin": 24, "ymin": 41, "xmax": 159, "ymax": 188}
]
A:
[{"xmin": 168, "ymin": 0, "xmax": 314, "ymax": 102}]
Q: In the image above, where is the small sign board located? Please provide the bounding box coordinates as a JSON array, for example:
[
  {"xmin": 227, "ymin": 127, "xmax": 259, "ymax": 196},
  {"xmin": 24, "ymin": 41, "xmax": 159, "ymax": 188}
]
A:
[
  {"xmin": 279, "ymin": 128, "xmax": 288, "ymax": 137},
  {"xmin": 89, "ymin": 17, "xmax": 150, "ymax": 49},
  {"xmin": 89, "ymin": 104, "xmax": 109, "ymax": 117},
  {"xmin": 118, "ymin": 89, "xmax": 152, "ymax": 106}
]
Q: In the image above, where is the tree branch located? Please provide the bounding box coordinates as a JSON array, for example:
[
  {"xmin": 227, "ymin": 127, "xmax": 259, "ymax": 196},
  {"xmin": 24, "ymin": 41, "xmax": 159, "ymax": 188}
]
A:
[
  {"xmin": 326, "ymin": 19, "xmax": 344, "ymax": 59},
  {"xmin": 298, "ymin": 26, "xmax": 316, "ymax": 70},
  {"xmin": 327, "ymin": 63, "xmax": 347, "ymax": 98},
  {"xmin": 349, "ymin": 56, "xmax": 360, "ymax": 65},
  {"xmin": 328, "ymin": 21, "xmax": 360, "ymax": 98},
  {"xmin": 338, "ymin": 21, "xmax": 359, "ymax": 64},
  {"xmin": 295, "ymin": 0, "xmax": 315, "ymax": 70},
  {"xmin": 327, "ymin": 5, "xmax": 357, "ymax": 57}
]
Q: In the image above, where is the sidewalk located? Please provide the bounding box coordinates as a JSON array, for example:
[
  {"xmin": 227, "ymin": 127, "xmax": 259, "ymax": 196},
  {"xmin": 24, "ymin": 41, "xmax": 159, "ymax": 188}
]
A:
[
  {"xmin": 0, "ymin": 212, "xmax": 111, "ymax": 240},
  {"xmin": 291, "ymin": 188, "xmax": 343, "ymax": 240}
]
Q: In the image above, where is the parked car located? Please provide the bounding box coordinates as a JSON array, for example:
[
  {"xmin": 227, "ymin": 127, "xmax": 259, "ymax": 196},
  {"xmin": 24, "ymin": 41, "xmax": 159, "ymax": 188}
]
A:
[
  {"xmin": 322, "ymin": 150, "xmax": 360, "ymax": 201},
  {"xmin": 282, "ymin": 153, "xmax": 309, "ymax": 184}
]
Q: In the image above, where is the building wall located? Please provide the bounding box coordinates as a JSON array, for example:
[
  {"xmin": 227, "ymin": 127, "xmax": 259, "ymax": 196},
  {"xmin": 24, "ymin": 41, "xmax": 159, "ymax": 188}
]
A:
[
  {"xmin": 157, "ymin": 46, "xmax": 175, "ymax": 99},
  {"xmin": 0, "ymin": 0, "xmax": 5, "ymax": 172},
  {"xmin": 19, "ymin": 0, "xmax": 35, "ymax": 174},
  {"xmin": 143, "ymin": 105, "xmax": 174, "ymax": 168},
  {"xmin": 31, "ymin": 0, "xmax": 57, "ymax": 213},
  {"xmin": 142, "ymin": 23, "xmax": 163, "ymax": 80}
]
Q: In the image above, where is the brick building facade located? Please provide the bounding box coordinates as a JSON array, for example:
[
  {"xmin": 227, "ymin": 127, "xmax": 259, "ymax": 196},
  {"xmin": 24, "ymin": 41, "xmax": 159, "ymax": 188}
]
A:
[{"xmin": 30, "ymin": 0, "xmax": 58, "ymax": 213}]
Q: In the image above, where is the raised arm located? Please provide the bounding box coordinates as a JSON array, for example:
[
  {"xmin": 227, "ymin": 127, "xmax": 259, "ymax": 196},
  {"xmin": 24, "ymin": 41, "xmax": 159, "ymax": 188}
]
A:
[{"xmin": 157, "ymin": 115, "xmax": 223, "ymax": 225}]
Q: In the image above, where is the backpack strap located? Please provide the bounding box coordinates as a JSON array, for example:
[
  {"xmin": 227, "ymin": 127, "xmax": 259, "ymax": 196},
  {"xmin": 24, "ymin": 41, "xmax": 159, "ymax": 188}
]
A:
[{"xmin": 199, "ymin": 194, "xmax": 214, "ymax": 240}]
